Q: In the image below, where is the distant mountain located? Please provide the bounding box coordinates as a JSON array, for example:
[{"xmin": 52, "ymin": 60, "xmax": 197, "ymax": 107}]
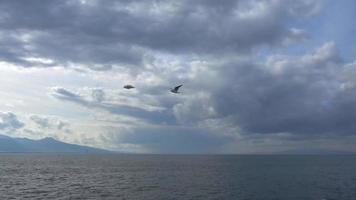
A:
[{"xmin": 0, "ymin": 134, "xmax": 111, "ymax": 153}]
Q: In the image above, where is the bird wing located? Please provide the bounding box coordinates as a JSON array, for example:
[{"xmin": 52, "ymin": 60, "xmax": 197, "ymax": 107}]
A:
[
  {"xmin": 124, "ymin": 85, "xmax": 135, "ymax": 89},
  {"xmin": 174, "ymin": 85, "xmax": 183, "ymax": 90}
]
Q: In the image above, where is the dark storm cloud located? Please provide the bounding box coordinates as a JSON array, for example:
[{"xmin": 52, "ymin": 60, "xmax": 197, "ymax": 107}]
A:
[
  {"xmin": 0, "ymin": 0, "xmax": 316, "ymax": 68},
  {"xmin": 206, "ymin": 43, "xmax": 356, "ymax": 136},
  {"xmin": 0, "ymin": 0, "xmax": 143, "ymax": 68}
]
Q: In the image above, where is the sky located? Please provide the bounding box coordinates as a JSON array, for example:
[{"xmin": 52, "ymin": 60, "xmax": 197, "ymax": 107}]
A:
[{"xmin": 1, "ymin": 0, "xmax": 356, "ymax": 154}]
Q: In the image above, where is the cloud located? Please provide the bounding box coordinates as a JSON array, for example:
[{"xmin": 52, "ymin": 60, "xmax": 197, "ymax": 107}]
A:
[
  {"xmin": 50, "ymin": 41, "xmax": 356, "ymax": 143},
  {"xmin": 103, "ymin": 124, "xmax": 231, "ymax": 154},
  {"xmin": 0, "ymin": 111, "xmax": 24, "ymax": 131},
  {"xmin": 45, "ymin": 40, "xmax": 356, "ymax": 153},
  {"xmin": 30, "ymin": 115, "xmax": 70, "ymax": 131},
  {"xmin": 0, "ymin": 0, "xmax": 321, "ymax": 69},
  {"xmin": 3, "ymin": 0, "xmax": 356, "ymax": 154},
  {"xmin": 173, "ymin": 92, "xmax": 217, "ymax": 124},
  {"xmin": 50, "ymin": 86, "xmax": 176, "ymax": 124},
  {"xmin": 196, "ymin": 42, "xmax": 356, "ymax": 137},
  {"xmin": 51, "ymin": 87, "xmax": 82, "ymax": 101},
  {"xmin": 91, "ymin": 88, "xmax": 105, "ymax": 103}
]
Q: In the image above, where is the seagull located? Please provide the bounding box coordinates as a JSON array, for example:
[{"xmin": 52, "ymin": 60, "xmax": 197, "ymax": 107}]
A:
[
  {"xmin": 123, "ymin": 85, "xmax": 135, "ymax": 89},
  {"xmin": 170, "ymin": 84, "xmax": 182, "ymax": 93}
]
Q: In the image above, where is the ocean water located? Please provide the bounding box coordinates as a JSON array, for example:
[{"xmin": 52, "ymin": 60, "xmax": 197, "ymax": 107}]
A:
[{"xmin": 0, "ymin": 154, "xmax": 356, "ymax": 200}]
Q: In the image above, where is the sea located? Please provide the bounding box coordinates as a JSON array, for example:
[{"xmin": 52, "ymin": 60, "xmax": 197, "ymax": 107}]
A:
[{"xmin": 0, "ymin": 154, "xmax": 355, "ymax": 200}]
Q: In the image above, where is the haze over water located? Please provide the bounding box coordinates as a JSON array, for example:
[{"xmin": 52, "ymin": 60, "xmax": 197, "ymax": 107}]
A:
[{"xmin": 1, "ymin": 154, "xmax": 356, "ymax": 199}]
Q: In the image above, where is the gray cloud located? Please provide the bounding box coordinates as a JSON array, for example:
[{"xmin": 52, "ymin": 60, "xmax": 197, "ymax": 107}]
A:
[
  {"xmin": 194, "ymin": 43, "xmax": 356, "ymax": 137},
  {"xmin": 0, "ymin": 112, "xmax": 24, "ymax": 132},
  {"xmin": 5, "ymin": 0, "xmax": 354, "ymax": 153},
  {"xmin": 50, "ymin": 87, "xmax": 176, "ymax": 124},
  {"xmin": 49, "ymin": 41, "xmax": 356, "ymax": 152},
  {"xmin": 51, "ymin": 41, "xmax": 356, "ymax": 140},
  {"xmin": 104, "ymin": 125, "xmax": 231, "ymax": 154},
  {"xmin": 0, "ymin": 0, "xmax": 319, "ymax": 69},
  {"xmin": 30, "ymin": 115, "xmax": 70, "ymax": 131},
  {"xmin": 91, "ymin": 88, "xmax": 105, "ymax": 103}
]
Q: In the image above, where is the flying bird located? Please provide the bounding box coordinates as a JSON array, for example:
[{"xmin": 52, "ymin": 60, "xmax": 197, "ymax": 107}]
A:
[
  {"xmin": 123, "ymin": 85, "xmax": 135, "ymax": 89},
  {"xmin": 170, "ymin": 85, "xmax": 183, "ymax": 93}
]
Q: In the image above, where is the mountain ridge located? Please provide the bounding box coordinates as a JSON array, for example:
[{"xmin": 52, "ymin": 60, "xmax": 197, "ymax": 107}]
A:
[{"xmin": 0, "ymin": 134, "xmax": 111, "ymax": 153}]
